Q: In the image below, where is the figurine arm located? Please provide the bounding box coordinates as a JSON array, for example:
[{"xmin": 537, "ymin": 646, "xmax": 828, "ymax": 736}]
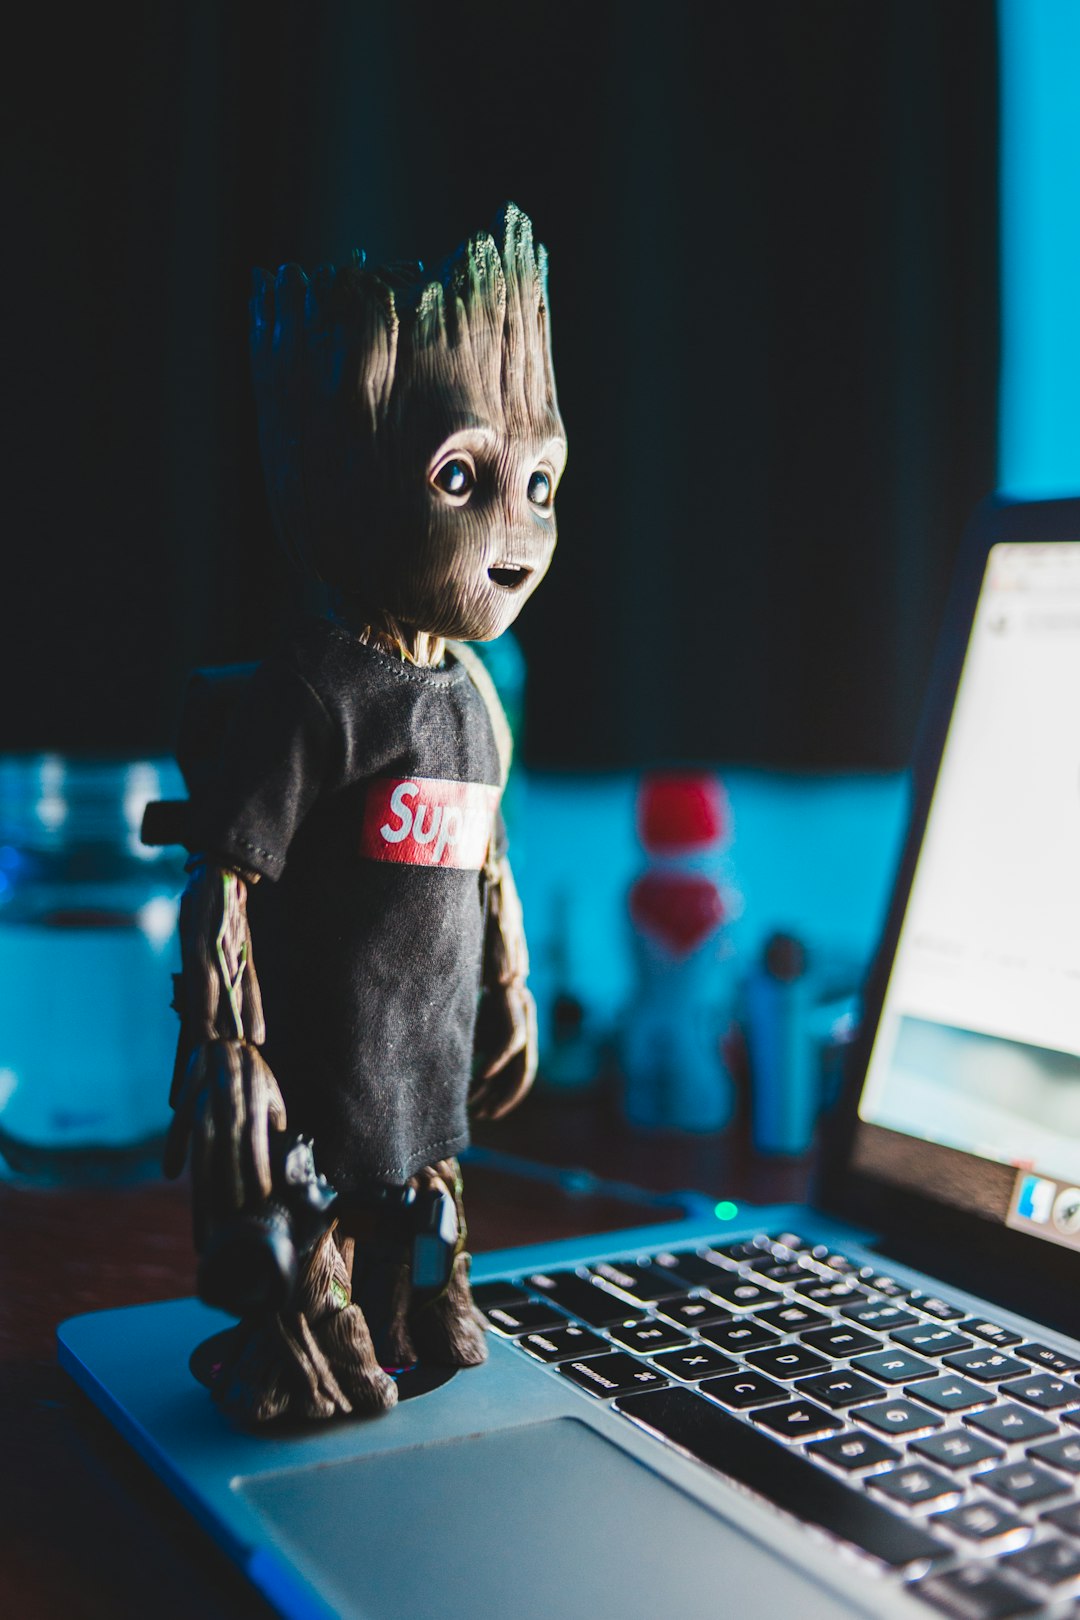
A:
[
  {"xmin": 470, "ymin": 850, "xmax": 538, "ymax": 1120},
  {"xmin": 163, "ymin": 858, "xmax": 286, "ymax": 1247}
]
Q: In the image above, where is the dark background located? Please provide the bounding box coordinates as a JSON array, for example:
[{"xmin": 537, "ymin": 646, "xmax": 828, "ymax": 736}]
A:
[{"xmin": 4, "ymin": 0, "xmax": 999, "ymax": 769}]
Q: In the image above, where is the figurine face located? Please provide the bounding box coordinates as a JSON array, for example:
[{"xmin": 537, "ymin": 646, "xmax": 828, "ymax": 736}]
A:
[
  {"xmin": 367, "ymin": 385, "xmax": 567, "ymax": 642},
  {"xmin": 253, "ymin": 205, "xmax": 565, "ymax": 642}
]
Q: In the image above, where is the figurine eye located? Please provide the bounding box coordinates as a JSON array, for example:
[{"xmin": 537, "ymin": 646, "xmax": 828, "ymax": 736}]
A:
[
  {"xmin": 431, "ymin": 458, "xmax": 475, "ymax": 499},
  {"xmin": 527, "ymin": 469, "xmax": 553, "ymax": 508}
]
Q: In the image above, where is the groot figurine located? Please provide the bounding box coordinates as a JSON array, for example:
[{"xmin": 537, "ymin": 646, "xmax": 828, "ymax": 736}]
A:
[{"xmin": 162, "ymin": 204, "xmax": 566, "ymax": 1422}]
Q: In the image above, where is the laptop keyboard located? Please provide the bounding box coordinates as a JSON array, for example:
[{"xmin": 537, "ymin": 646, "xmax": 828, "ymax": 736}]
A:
[{"xmin": 476, "ymin": 1231, "xmax": 1080, "ymax": 1618}]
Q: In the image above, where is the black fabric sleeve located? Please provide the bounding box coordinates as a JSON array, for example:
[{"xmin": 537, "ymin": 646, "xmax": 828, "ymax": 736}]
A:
[{"xmin": 189, "ymin": 659, "xmax": 336, "ymax": 880}]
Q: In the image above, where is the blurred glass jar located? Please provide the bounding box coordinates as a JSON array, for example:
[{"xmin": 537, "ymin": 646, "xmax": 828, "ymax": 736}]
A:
[{"xmin": 0, "ymin": 757, "xmax": 186, "ymax": 1180}]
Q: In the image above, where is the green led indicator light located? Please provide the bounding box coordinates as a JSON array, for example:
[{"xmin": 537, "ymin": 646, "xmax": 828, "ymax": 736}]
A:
[{"xmin": 714, "ymin": 1200, "xmax": 739, "ymax": 1221}]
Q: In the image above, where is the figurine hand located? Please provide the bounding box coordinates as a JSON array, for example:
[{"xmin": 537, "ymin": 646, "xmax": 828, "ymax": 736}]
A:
[
  {"xmin": 164, "ymin": 1040, "xmax": 287, "ymax": 1248},
  {"xmin": 470, "ymin": 983, "xmax": 538, "ymax": 1120}
]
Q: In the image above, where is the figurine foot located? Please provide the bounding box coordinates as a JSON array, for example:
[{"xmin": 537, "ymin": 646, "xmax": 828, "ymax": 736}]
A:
[
  {"xmin": 208, "ymin": 1309, "xmax": 351, "ymax": 1422},
  {"xmin": 408, "ymin": 1249, "xmax": 488, "ymax": 1367},
  {"xmin": 350, "ymin": 1237, "xmax": 416, "ymax": 1369},
  {"xmin": 315, "ymin": 1305, "xmax": 400, "ymax": 1414},
  {"xmin": 198, "ymin": 1227, "xmax": 398, "ymax": 1423}
]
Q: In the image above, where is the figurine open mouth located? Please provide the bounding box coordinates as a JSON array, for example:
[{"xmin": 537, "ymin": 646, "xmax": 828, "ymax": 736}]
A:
[{"xmin": 488, "ymin": 563, "xmax": 533, "ymax": 591}]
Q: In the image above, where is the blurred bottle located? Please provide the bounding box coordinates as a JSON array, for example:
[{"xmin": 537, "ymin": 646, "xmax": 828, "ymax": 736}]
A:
[
  {"xmin": 0, "ymin": 757, "xmax": 185, "ymax": 1180},
  {"xmin": 620, "ymin": 773, "xmax": 740, "ymax": 1131},
  {"xmin": 539, "ymin": 886, "xmax": 602, "ymax": 1093},
  {"xmin": 745, "ymin": 931, "xmax": 817, "ymax": 1155}
]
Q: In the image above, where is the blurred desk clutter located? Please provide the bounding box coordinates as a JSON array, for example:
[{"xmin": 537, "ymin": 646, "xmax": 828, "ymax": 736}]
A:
[
  {"xmin": 519, "ymin": 767, "xmax": 909, "ymax": 1153},
  {"xmin": 0, "ymin": 757, "xmax": 185, "ymax": 1180},
  {"xmin": 0, "ymin": 761, "xmax": 908, "ymax": 1182}
]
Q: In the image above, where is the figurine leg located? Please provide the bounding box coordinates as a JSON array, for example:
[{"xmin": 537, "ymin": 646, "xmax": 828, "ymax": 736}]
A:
[
  {"xmin": 345, "ymin": 1220, "xmax": 417, "ymax": 1371},
  {"xmin": 406, "ymin": 1158, "xmax": 488, "ymax": 1368},
  {"xmin": 210, "ymin": 1225, "xmax": 398, "ymax": 1423}
]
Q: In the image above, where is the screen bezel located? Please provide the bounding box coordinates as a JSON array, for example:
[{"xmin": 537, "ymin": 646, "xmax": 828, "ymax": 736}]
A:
[{"xmin": 816, "ymin": 493, "xmax": 1080, "ymax": 1335}]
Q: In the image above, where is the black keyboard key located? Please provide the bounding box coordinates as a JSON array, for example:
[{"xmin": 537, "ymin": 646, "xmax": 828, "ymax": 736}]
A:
[
  {"xmin": 932, "ymin": 1500, "xmax": 1030, "ymax": 1546},
  {"xmin": 649, "ymin": 1248, "xmax": 706, "ymax": 1279},
  {"xmin": 747, "ymin": 1258, "xmax": 807, "ymax": 1285},
  {"xmin": 559, "ymin": 1352, "xmax": 669, "ymax": 1398},
  {"xmin": 892, "ymin": 1324, "xmax": 973, "ymax": 1356},
  {"xmin": 752, "ymin": 1400, "xmax": 843, "ymax": 1441},
  {"xmin": 519, "ymin": 1324, "xmax": 607, "ymax": 1361},
  {"xmin": 868, "ymin": 1463, "xmax": 959, "ymax": 1508},
  {"xmin": 794, "ymin": 1278, "xmax": 871, "ymax": 1306},
  {"xmin": 1029, "ymin": 1434, "xmax": 1080, "ymax": 1473},
  {"xmin": 851, "ymin": 1349, "xmax": 937, "ymax": 1384},
  {"xmin": 702, "ymin": 1370, "xmax": 787, "ymax": 1409},
  {"xmin": 589, "ymin": 1260, "xmax": 683, "ymax": 1303},
  {"xmin": 766, "ymin": 1231, "xmax": 812, "ymax": 1251},
  {"xmin": 906, "ymin": 1291, "xmax": 967, "ymax": 1321},
  {"xmin": 966, "ymin": 1404, "xmax": 1057, "ymax": 1444},
  {"xmin": 942, "ymin": 1348, "xmax": 1028, "ymax": 1382},
  {"xmin": 615, "ymin": 1385, "xmax": 947, "ymax": 1567},
  {"xmin": 807, "ymin": 1431, "xmax": 900, "ymax": 1471},
  {"xmin": 522, "ymin": 1271, "xmax": 648, "ymax": 1328},
  {"xmin": 858, "ymin": 1271, "xmax": 909, "ymax": 1298},
  {"xmin": 755, "ymin": 1300, "xmax": 830, "ymax": 1331},
  {"xmin": 483, "ymin": 1301, "xmax": 566, "ymax": 1335},
  {"xmin": 660, "ymin": 1251, "xmax": 738, "ymax": 1287},
  {"xmin": 472, "ymin": 1280, "xmax": 532, "ymax": 1309},
  {"xmin": 1000, "ymin": 1372, "xmax": 1079, "ymax": 1410},
  {"xmin": 654, "ymin": 1294, "xmax": 732, "ymax": 1329},
  {"xmin": 801, "ymin": 1324, "xmax": 880, "ymax": 1358},
  {"xmin": 842, "ymin": 1301, "xmax": 919, "ymax": 1329},
  {"xmin": 746, "ymin": 1345, "xmax": 831, "ymax": 1380},
  {"xmin": 802, "ymin": 1246, "xmax": 859, "ymax": 1273},
  {"xmin": 912, "ymin": 1429, "xmax": 1004, "ymax": 1470},
  {"xmin": 980, "ymin": 1461, "xmax": 1067, "ymax": 1506},
  {"xmin": 1003, "ymin": 1536, "xmax": 1080, "ymax": 1587},
  {"xmin": 906, "ymin": 1375, "xmax": 988, "ymax": 1413},
  {"xmin": 1016, "ymin": 1342, "xmax": 1080, "ymax": 1374},
  {"xmin": 650, "ymin": 1344, "xmax": 737, "ymax": 1380},
  {"xmin": 607, "ymin": 1319, "xmax": 691, "ymax": 1354},
  {"xmin": 1040, "ymin": 1500, "xmax": 1080, "ymax": 1537},
  {"xmin": 700, "ymin": 1274, "xmax": 785, "ymax": 1311},
  {"xmin": 701, "ymin": 1320, "xmax": 781, "ymax": 1354},
  {"xmin": 795, "ymin": 1369, "xmax": 886, "ymax": 1409},
  {"xmin": 857, "ymin": 1398, "xmax": 942, "ymax": 1436},
  {"xmin": 915, "ymin": 1564, "xmax": 1038, "ymax": 1619},
  {"xmin": 961, "ymin": 1318, "xmax": 1022, "ymax": 1348},
  {"xmin": 708, "ymin": 1238, "xmax": 770, "ymax": 1263}
]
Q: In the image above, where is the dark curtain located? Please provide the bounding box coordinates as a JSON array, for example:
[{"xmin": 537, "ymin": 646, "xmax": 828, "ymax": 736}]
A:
[{"xmin": 4, "ymin": 0, "xmax": 997, "ymax": 768}]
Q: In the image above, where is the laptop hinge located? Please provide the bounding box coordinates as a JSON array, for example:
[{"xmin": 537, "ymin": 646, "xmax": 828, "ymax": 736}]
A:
[{"xmin": 868, "ymin": 1229, "xmax": 1080, "ymax": 1341}]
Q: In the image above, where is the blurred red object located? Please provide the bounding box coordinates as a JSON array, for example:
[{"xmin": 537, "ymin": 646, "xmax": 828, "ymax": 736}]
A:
[
  {"xmin": 629, "ymin": 870, "xmax": 727, "ymax": 957},
  {"xmin": 637, "ymin": 773, "xmax": 730, "ymax": 854}
]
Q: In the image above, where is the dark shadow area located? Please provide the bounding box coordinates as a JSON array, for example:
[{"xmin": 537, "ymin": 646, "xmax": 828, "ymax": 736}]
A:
[{"xmin": 4, "ymin": 0, "xmax": 998, "ymax": 767}]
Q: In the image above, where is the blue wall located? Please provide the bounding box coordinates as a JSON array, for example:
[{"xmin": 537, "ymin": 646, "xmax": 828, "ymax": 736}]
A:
[{"xmin": 998, "ymin": 0, "xmax": 1080, "ymax": 496}]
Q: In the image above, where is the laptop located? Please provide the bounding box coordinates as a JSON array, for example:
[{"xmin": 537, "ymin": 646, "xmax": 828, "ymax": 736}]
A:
[{"xmin": 59, "ymin": 494, "xmax": 1080, "ymax": 1620}]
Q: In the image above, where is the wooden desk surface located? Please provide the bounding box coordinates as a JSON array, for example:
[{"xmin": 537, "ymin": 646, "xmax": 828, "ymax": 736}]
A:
[{"xmin": 2, "ymin": 1088, "xmax": 812, "ymax": 1620}]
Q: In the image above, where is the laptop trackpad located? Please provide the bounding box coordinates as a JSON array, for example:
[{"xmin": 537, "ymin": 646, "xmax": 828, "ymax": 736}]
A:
[{"xmin": 237, "ymin": 1417, "xmax": 863, "ymax": 1619}]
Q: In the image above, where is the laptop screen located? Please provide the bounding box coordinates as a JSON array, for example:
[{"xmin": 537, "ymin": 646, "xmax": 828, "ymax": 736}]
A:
[{"xmin": 851, "ymin": 538, "xmax": 1080, "ymax": 1254}]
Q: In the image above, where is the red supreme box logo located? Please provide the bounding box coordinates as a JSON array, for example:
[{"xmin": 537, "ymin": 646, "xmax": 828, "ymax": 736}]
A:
[{"xmin": 360, "ymin": 777, "xmax": 499, "ymax": 869}]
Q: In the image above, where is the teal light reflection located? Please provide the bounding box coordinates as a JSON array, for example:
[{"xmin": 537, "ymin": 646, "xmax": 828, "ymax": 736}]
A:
[{"xmin": 999, "ymin": 0, "xmax": 1080, "ymax": 496}]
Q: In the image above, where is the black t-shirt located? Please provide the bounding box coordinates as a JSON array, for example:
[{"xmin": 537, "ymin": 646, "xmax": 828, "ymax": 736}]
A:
[{"xmin": 190, "ymin": 619, "xmax": 503, "ymax": 1189}]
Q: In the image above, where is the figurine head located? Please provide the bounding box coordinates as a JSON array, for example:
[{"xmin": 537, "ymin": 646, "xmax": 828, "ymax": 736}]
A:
[{"xmin": 250, "ymin": 203, "xmax": 566, "ymax": 642}]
